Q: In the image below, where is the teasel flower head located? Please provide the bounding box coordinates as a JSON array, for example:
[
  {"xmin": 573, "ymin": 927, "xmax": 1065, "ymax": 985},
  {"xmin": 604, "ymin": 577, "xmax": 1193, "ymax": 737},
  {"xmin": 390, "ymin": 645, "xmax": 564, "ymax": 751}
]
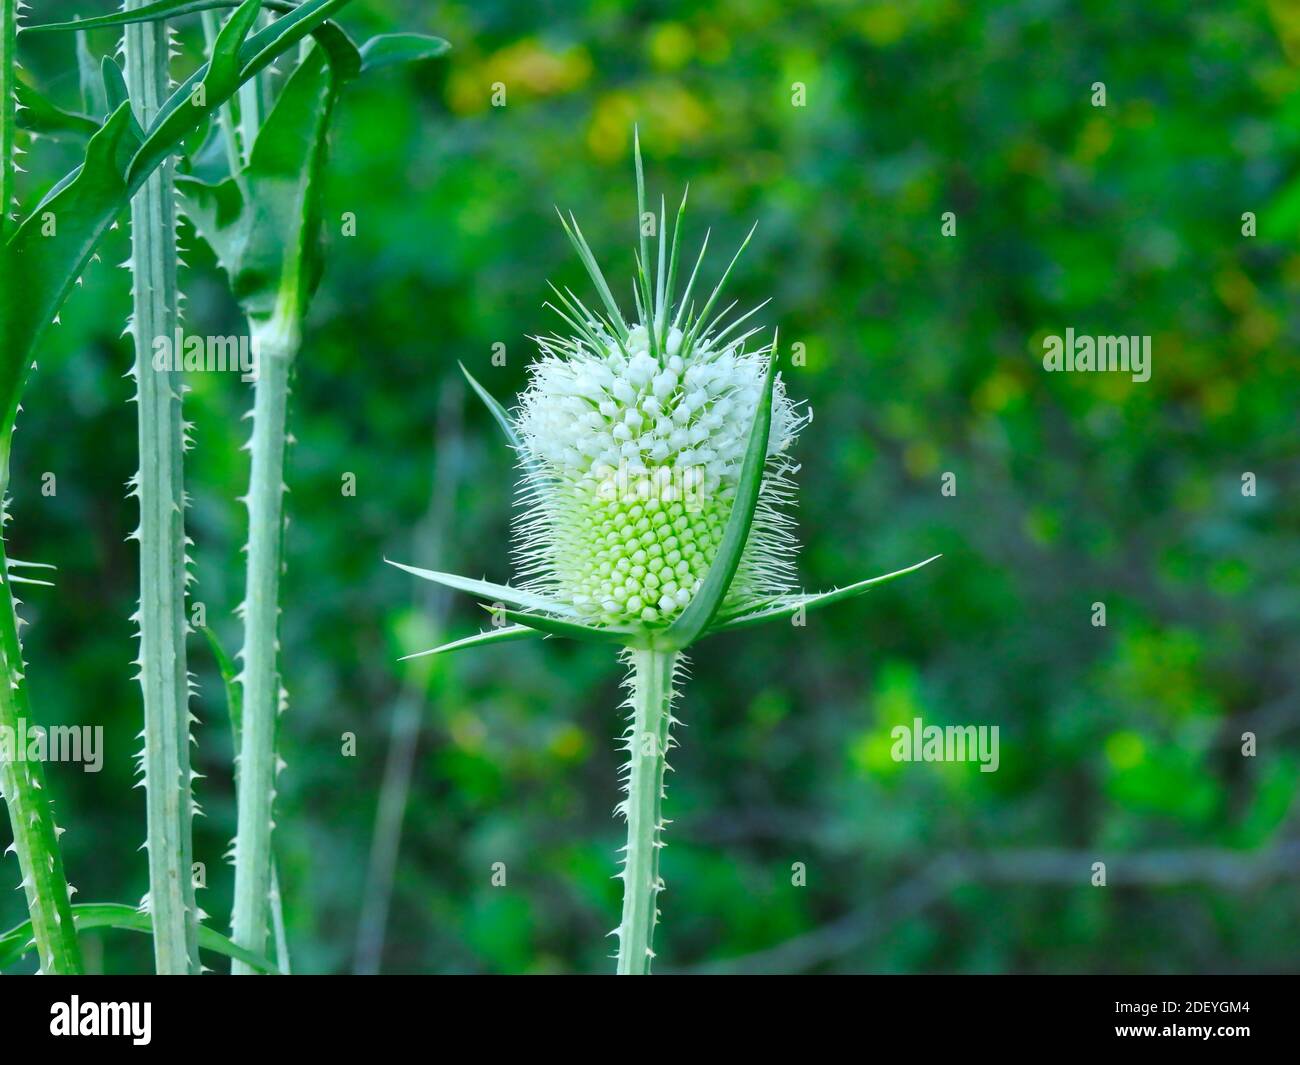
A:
[
  {"xmin": 390, "ymin": 134, "xmax": 937, "ymax": 657},
  {"xmin": 512, "ymin": 208, "xmax": 809, "ymax": 630}
]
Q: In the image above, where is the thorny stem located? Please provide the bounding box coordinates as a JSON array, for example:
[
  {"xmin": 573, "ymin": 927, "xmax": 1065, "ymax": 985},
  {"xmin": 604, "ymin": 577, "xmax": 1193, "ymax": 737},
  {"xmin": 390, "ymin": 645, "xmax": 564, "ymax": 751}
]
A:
[
  {"xmin": 1, "ymin": 0, "xmax": 14, "ymax": 237},
  {"xmin": 123, "ymin": 2, "xmax": 199, "ymax": 974},
  {"xmin": 194, "ymin": 17, "xmax": 294, "ymax": 974},
  {"xmin": 616, "ymin": 648, "xmax": 678, "ymax": 974},
  {"xmin": 230, "ymin": 323, "xmax": 296, "ymax": 973},
  {"xmin": 0, "ymin": 524, "xmax": 83, "ymax": 974},
  {"xmin": 0, "ymin": 0, "xmax": 83, "ymax": 977}
]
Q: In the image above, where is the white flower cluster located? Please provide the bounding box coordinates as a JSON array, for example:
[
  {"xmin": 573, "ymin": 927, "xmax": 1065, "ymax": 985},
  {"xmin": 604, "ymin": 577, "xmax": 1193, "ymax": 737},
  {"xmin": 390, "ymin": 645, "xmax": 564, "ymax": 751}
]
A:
[
  {"xmin": 518, "ymin": 323, "xmax": 798, "ymax": 500},
  {"xmin": 513, "ymin": 321, "xmax": 807, "ymax": 626}
]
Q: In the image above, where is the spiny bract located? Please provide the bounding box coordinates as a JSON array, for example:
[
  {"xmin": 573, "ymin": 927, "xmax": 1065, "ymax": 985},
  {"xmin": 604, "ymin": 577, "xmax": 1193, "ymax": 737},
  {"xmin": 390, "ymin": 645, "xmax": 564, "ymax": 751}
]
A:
[{"xmin": 512, "ymin": 180, "xmax": 809, "ymax": 629}]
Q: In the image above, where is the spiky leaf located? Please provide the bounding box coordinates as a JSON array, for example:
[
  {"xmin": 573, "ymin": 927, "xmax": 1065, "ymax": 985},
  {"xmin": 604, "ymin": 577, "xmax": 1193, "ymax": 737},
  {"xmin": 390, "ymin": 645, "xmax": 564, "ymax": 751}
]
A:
[
  {"xmin": 385, "ymin": 558, "xmax": 575, "ymax": 615},
  {"xmin": 706, "ymin": 554, "xmax": 943, "ymax": 636},
  {"xmin": 499, "ymin": 608, "xmax": 635, "ymax": 646},
  {"xmin": 399, "ymin": 624, "xmax": 542, "ymax": 661},
  {"xmin": 13, "ymin": 79, "xmax": 98, "ymax": 138}
]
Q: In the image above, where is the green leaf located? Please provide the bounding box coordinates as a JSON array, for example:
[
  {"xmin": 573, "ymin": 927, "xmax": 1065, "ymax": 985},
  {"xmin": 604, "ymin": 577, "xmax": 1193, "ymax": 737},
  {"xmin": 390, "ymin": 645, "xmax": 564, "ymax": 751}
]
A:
[
  {"xmin": 0, "ymin": 903, "xmax": 279, "ymax": 974},
  {"xmin": 174, "ymin": 169, "xmax": 245, "ymax": 267},
  {"xmin": 239, "ymin": 38, "xmax": 337, "ymax": 315},
  {"xmin": 179, "ymin": 40, "xmax": 339, "ymax": 325},
  {"xmin": 77, "ymin": 26, "xmax": 108, "ymax": 118},
  {"xmin": 26, "ymin": 0, "xmax": 365, "ymax": 88},
  {"xmin": 398, "ymin": 624, "xmax": 542, "ymax": 661},
  {"xmin": 235, "ymin": 0, "xmax": 353, "ymax": 92},
  {"xmin": 1, "ymin": 103, "xmax": 141, "ymax": 439},
  {"xmin": 100, "ymin": 56, "xmax": 131, "ymax": 117},
  {"xmin": 499, "ymin": 608, "xmax": 635, "ymax": 646},
  {"xmin": 125, "ymin": 0, "xmax": 265, "ymax": 187},
  {"xmin": 180, "ymin": 114, "xmax": 216, "ymax": 160},
  {"xmin": 661, "ymin": 338, "xmax": 778, "ymax": 651},
  {"xmin": 384, "ymin": 558, "xmax": 575, "ymax": 615},
  {"xmin": 23, "ymin": 0, "xmax": 299, "ymax": 35},
  {"xmin": 707, "ymin": 554, "xmax": 943, "ymax": 636},
  {"xmin": 201, "ymin": 626, "xmax": 243, "ymax": 740},
  {"xmin": 13, "ymin": 79, "xmax": 98, "ymax": 138},
  {"xmin": 308, "ymin": 21, "xmax": 363, "ymax": 82},
  {"xmin": 2, "ymin": 0, "xmax": 358, "ymax": 438},
  {"xmin": 359, "ymin": 32, "xmax": 451, "ymax": 72}
]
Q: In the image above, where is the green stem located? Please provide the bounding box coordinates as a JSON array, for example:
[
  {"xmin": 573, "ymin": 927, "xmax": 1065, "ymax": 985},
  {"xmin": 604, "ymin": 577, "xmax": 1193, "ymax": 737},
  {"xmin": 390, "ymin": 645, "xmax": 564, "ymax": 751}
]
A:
[
  {"xmin": 0, "ymin": 0, "xmax": 82, "ymax": 979},
  {"xmin": 123, "ymin": 3, "xmax": 199, "ymax": 975},
  {"xmin": 0, "ymin": 523, "xmax": 83, "ymax": 974},
  {"xmin": 616, "ymin": 648, "xmax": 678, "ymax": 975},
  {"xmin": 0, "ymin": 0, "xmax": 73, "ymax": 980},
  {"xmin": 1, "ymin": 0, "xmax": 15, "ymax": 237},
  {"xmin": 230, "ymin": 324, "xmax": 296, "ymax": 973}
]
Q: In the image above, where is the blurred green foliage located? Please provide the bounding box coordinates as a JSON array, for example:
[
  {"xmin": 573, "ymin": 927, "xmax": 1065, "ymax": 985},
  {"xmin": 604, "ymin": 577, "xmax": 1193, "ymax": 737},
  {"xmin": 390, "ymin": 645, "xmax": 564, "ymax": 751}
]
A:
[{"xmin": 3, "ymin": 0, "xmax": 1298, "ymax": 973}]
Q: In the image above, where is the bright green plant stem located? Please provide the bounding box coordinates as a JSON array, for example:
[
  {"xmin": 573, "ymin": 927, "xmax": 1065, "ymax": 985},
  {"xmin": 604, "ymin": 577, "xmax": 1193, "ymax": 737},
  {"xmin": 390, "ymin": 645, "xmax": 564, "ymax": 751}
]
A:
[
  {"xmin": 177, "ymin": 38, "xmax": 343, "ymax": 974},
  {"xmin": 230, "ymin": 321, "xmax": 297, "ymax": 973},
  {"xmin": 0, "ymin": 537, "xmax": 83, "ymax": 974},
  {"xmin": 617, "ymin": 648, "xmax": 678, "ymax": 975},
  {"xmin": 123, "ymin": 3, "xmax": 199, "ymax": 975},
  {"xmin": 1, "ymin": 0, "xmax": 14, "ymax": 234},
  {"xmin": 0, "ymin": 0, "xmax": 82, "ymax": 977}
]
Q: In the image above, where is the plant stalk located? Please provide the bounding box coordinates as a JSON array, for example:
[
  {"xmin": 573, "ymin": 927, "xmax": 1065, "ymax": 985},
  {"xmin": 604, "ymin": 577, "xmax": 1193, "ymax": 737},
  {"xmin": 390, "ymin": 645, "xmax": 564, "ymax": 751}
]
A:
[
  {"xmin": 0, "ymin": 0, "xmax": 83, "ymax": 978},
  {"xmin": 230, "ymin": 323, "xmax": 297, "ymax": 973},
  {"xmin": 616, "ymin": 648, "xmax": 678, "ymax": 975},
  {"xmin": 0, "ymin": 530, "xmax": 84, "ymax": 974},
  {"xmin": 123, "ymin": 3, "xmax": 199, "ymax": 974},
  {"xmin": 0, "ymin": 0, "xmax": 15, "ymax": 237}
]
